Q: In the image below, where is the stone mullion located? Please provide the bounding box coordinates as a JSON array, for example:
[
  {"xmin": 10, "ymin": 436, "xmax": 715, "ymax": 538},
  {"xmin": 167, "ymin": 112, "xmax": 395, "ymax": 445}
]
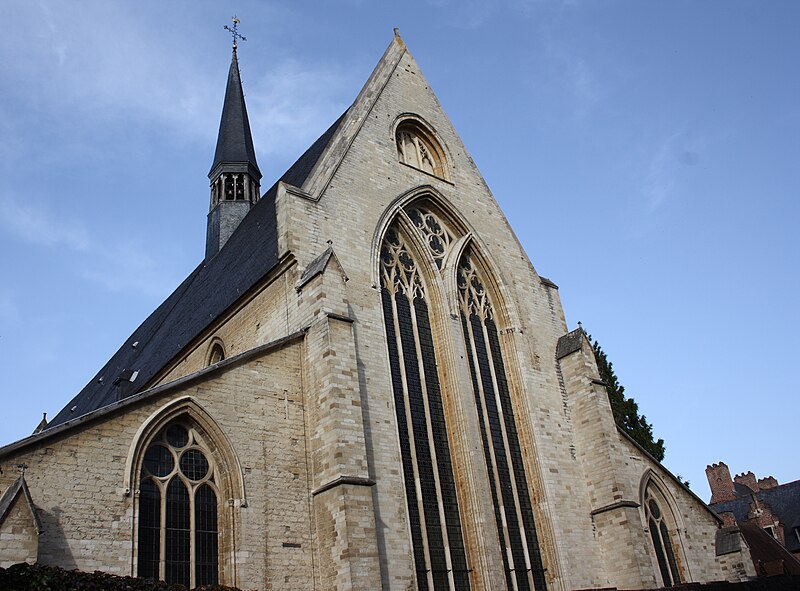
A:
[
  {"xmin": 409, "ymin": 296, "xmax": 456, "ymax": 591},
  {"xmin": 390, "ymin": 288, "xmax": 435, "ymax": 590},
  {"xmin": 159, "ymin": 479, "xmax": 167, "ymax": 581},
  {"xmin": 464, "ymin": 312, "xmax": 519, "ymax": 591},
  {"xmin": 188, "ymin": 479, "xmax": 196, "ymax": 589},
  {"xmin": 480, "ymin": 319, "xmax": 535, "ymax": 590}
]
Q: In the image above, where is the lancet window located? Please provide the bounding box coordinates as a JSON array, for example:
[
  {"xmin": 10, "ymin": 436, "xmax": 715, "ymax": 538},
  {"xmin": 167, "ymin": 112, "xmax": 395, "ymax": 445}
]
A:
[
  {"xmin": 396, "ymin": 121, "xmax": 446, "ymax": 179},
  {"xmin": 380, "ymin": 227, "xmax": 471, "ymax": 591},
  {"xmin": 457, "ymin": 251, "xmax": 547, "ymax": 591},
  {"xmin": 137, "ymin": 421, "xmax": 219, "ymax": 588},
  {"xmin": 644, "ymin": 486, "xmax": 681, "ymax": 587}
]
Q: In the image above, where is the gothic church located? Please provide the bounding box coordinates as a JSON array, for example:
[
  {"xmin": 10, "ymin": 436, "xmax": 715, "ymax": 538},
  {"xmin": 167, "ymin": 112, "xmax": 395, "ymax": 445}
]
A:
[{"xmin": 0, "ymin": 32, "xmax": 756, "ymax": 590}]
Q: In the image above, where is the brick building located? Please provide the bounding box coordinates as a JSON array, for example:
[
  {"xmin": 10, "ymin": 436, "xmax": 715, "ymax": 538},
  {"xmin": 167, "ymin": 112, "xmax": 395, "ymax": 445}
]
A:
[
  {"xmin": 0, "ymin": 32, "xmax": 759, "ymax": 590},
  {"xmin": 706, "ymin": 462, "xmax": 800, "ymax": 576}
]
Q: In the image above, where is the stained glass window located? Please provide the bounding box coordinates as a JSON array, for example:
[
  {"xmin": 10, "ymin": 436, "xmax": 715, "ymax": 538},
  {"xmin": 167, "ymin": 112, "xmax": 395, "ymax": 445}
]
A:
[
  {"xmin": 644, "ymin": 487, "xmax": 681, "ymax": 587},
  {"xmin": 137, "ymin": 422, "xmax": 219, "ymax": 587},
  {"xmin": 380, "ymin": 227, "xmax": 471, "ymax": 591},
  {"xmin": 458, "ymin": 251, "xmax": 547, "ymax": 591}
]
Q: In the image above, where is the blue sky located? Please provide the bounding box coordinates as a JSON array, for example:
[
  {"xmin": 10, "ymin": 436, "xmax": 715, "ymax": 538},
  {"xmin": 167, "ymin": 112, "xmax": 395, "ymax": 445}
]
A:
[{"xmin": 1, "ymin": 1, "xmax": 797, "ymax": 500}]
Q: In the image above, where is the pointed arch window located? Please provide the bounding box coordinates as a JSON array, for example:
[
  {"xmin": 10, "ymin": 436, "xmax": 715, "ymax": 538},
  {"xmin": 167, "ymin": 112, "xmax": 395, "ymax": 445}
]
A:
[
  {"xmin": 207, "ymin": 341, "xmax": 225, "ymax": 366},
  {"xmin": 137, "ymin": 422, "xmax": 219, "ymax": 588},
  {"xmin": 644, "ymin": 485, "xmax": 682, "ymax": 587},
  {"xmin": 396, "ymin": 120, "xmax": 447, "ymax": 179},
  {"xmin": 380, "ymin": 227, "xmax": 471, "ymax": 591},
  {"xmin": 457, "ymin": 250, "xmax": 547, "ymax": 591}
]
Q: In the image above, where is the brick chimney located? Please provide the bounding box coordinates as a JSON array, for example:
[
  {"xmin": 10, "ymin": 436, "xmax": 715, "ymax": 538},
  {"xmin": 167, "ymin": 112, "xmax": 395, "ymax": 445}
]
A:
[
  {"xmin": 706, "ymin": 462, "xmax": 736, "ymax": 503},
  {"xmin": 735, "ymin": 471, "xmax": 760, "ymax": 493},
  {"xmin": 758, "ymin": 476, "xmax": 779, "ymax": 490}
]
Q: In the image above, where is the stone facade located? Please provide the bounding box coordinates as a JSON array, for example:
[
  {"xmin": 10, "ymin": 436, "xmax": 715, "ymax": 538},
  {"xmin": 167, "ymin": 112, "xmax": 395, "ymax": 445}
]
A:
[{"xmin": 0, "ymin": 33, "xmax": 754, "ymax": 590}]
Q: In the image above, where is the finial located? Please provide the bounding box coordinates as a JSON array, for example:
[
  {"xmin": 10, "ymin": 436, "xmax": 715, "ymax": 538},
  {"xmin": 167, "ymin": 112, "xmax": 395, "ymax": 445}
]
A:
[
  {"xmin": 577, "ymin": 321, "xmax": 582, "ymax": 329},
  {"xmin": 17, "ymin": 463, "xmax": 28, "ymax": 476},
  {"xmin": 394, "ymin": 27, "xmax": 400, "ymax": 37},
  {"xmin": 224, "ymin": 15, "xmax": 247, "ymax": 52}
]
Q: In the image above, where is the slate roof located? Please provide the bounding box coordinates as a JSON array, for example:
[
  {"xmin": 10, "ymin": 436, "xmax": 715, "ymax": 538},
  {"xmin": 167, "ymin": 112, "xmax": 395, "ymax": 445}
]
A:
[
  {"xmin": 739, "ymin": 521, "xmax": 800, "ymax": 576},
  {"xmin": 556, "ymin": 327, "xmax": 585, "ymax": 360},
  {"xmin": 46, "ymin": 111, "xmax": 347, "ymax": 431},
  {"xmin": 711, "ymin": 479, "xmax": 800, "ymax": 554},
  {"xmin": 210, "ymin": 49, "xmax": 261, "ymax": 180}
]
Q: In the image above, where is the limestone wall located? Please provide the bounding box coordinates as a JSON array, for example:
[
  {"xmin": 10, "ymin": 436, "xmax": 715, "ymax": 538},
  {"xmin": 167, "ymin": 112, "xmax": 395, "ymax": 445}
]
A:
[
  {"xmin": 0, "ymin": 340, "xmax": 312, "ymax": 591},
  {"xmin": 0, "ymin": 492, "xmax": 39, "ymax": 568}
]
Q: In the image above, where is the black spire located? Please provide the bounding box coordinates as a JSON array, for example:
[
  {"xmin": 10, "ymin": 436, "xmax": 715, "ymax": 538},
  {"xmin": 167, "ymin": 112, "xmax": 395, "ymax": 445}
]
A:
[
  {"xmin": 206, "ymin": 19, "xmax": 262, "ymax": 260},
  {"xmin": 209, "ymin": 48, "xmax": 261, "ymax": 180}
]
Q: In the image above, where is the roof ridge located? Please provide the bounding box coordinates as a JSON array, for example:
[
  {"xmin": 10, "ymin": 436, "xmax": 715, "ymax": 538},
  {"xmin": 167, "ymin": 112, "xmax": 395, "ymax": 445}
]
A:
[{"xmin": 299, "ymin": 34, "xmax": 406, "ymax": 200}]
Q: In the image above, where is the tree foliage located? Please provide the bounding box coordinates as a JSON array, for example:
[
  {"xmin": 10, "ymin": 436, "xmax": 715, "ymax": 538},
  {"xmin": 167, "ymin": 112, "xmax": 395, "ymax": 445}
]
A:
[
  {"xmin": 589, "ymin": 335, "xmax": 666, "ymax": 462},
  {"xmin": 0, "ymin": 562, "xmax": 242, "ymax": 591}
]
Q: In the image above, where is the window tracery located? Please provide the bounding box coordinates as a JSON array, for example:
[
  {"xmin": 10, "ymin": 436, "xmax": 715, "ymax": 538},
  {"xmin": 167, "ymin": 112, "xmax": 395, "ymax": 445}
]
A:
[
  {"xmin": 644, "ymin": 485, "xmax": 681, "ymax": 587},
  {"xmin": 137, "ymin": 421, "xmax": 219, "ymax": 588},
  {"xmin": 457, "ymin": 249, "xmax": 547, "ymax": 591},
  {"xmin": 396, "ymin": 121, "xmax": 445, "ymax": 179},
  {"xmin": 380, "ymin": 227, "xmax": 471, "ymax": 591},
  {"xmin": 406, "ymin": 207, "xmax": 455, "ymax": 269}
]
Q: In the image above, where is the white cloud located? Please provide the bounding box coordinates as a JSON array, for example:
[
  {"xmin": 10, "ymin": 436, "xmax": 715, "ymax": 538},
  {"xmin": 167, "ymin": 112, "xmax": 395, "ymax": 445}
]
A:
[
  {"xmin": 78, "ymin": 239, "xmax": 178, "ymax": 299},
  {"xmin": 0, "ymin": 193, "xmax": 176, "ymax": 300},
  {"xmin": 0, "ymin": 195, "xmax": 91, "ymax": 252},
  {"xmin": 247, "ymin": 59, "xmax": 358, "ymax": 158},
  {"xmin": 640, "ymin": 131, "xmax": 705, "ymax": 214}
]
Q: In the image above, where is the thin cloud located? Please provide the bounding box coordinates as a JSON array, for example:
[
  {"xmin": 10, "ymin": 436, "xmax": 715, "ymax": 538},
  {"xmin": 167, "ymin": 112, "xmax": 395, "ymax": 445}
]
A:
[
  {"xmin": 3, "ymin": 2, "xmax": 358, "ymax": 162},
  {"xmin": 642, "ymin": 138, "xmax": 677, "ymax": 214},
  {"xmin": 0, "ymin": 195, "xmax": 91, "ymax": 252},
  {"xmin": 0, "ymin": 194, "xmax": 177, "ymax": 300},
  {"xmin": 247, "ymin": 59, "xmax": 358, "ymax": 158},
  {"xmin": 640, "ymin": 132, "xmax": 705, "ymax": 214},
  {"xmin": 78, "ymin": 239, "xmax": 178, "ymax": 300}
]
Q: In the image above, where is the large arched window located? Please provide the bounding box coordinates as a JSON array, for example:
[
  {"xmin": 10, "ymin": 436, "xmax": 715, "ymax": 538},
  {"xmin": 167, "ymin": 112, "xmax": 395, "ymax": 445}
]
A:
[
  {"xmin": 137, "ymin": 421, "xmax": 219, "ymax": 587},
  {"xmin": 457, "ymin": 248, "xmax": 547, "ymax": 591},
  {"xmin": 643, "ymin": 483, "xmax": 682, "ymax": 587},
  {"xmin": 380, "ymin": 226, "xmax": 471, "ymax": 591}
]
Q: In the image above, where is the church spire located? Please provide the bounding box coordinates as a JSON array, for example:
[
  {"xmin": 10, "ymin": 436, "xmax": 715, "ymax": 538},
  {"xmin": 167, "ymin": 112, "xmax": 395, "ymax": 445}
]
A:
[{"xmin": 206, "ymin": 17, "xmax": 262, "ymax": 260}]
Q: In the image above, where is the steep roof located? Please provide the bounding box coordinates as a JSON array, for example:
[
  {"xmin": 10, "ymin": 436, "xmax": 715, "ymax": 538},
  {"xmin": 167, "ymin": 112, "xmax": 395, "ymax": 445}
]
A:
[
  {"xmin": 45, "ymin": 112, "xmax": 346, "ymax": 430},
  {"xmin": 711, "ymin": 479, "xmax": 800, "ymax": 554},
  {"xmin": 30, "ymin": 33, "xmax": 405, "ymax": 436},
  {"xmin": 209, "ymin": 49, "xmax": 261, "ymax": 180},
  {"xmin": 739, "ymin": 521, "xmax": 800, "ymax": 576}
]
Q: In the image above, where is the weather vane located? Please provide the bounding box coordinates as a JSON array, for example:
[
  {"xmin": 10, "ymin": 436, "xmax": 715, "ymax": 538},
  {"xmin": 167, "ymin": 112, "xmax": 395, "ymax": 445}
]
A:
[{"xmin": 224, "ymin": 16, "xmax": 246, "ymax": 51}]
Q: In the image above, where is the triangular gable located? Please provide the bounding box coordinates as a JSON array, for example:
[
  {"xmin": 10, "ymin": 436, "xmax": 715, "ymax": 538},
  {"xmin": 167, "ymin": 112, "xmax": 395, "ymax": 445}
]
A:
[
  {"xmin": 296, "ymin": 246, "xmax": 349, "ymax": 291},
  {"xmin": 294, "ymin": 34, "xmax": 407, "ymax": 200},
  {"xmin": 0, "ymin": 476, "xmax": 42, "ymax": 534}
]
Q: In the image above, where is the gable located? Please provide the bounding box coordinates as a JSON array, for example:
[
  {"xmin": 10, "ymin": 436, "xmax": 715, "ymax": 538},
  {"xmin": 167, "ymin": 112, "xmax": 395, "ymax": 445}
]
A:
[{"xmin": 0, "ymin": 476, "xmax": 42, "ymax": 534}]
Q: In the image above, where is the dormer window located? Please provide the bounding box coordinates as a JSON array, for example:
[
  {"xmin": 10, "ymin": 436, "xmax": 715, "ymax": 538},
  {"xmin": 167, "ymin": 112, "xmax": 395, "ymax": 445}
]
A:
[{"xmin": 395, "ymin": 119, "xmax": 447, "ymax": 179}]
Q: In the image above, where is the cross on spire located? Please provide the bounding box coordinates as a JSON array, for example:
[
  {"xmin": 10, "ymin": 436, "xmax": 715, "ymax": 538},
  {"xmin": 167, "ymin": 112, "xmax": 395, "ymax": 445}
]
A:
[{"xmin": 224, "ymin": 16, "xmax": 246, "ymax": 51}]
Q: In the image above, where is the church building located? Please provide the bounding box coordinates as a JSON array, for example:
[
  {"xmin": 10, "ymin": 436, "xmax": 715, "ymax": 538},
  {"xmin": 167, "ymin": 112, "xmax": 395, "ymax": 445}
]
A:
[{"xmin": 0, "ymin": 31, "xmax": 757, "ymax": 590}]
